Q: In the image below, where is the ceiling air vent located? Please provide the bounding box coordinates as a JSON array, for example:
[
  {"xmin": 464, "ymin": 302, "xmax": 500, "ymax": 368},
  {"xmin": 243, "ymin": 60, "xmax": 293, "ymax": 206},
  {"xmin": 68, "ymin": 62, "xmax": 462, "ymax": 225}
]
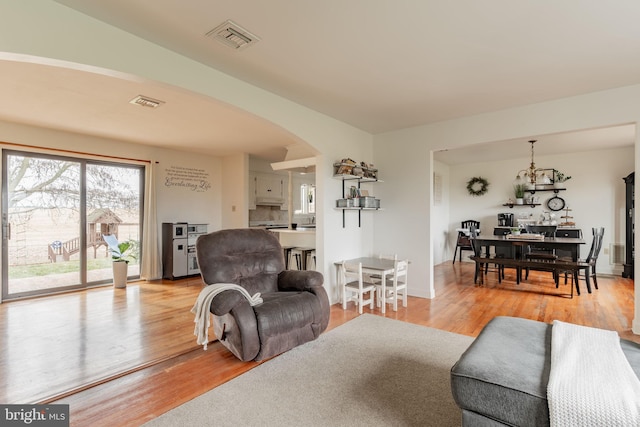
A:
[
  {"xmin": 129, "ymin": 95, "xmax": 164, "ymax": 109},
  {"xmin": 206, "ymin": 20, "xmax": 260, "ymax": 50}
]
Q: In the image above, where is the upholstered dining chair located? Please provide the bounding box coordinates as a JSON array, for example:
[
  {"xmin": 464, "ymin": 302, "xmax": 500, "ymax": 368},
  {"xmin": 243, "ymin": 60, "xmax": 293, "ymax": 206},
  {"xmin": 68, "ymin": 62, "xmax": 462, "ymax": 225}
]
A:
[
  {"xmin": 341, "ymin": 261, "xmax": 376, "ymax": 314},
  {"xmin": 453, "ymin": 220, "xmax": 480, "ymax": 264}
]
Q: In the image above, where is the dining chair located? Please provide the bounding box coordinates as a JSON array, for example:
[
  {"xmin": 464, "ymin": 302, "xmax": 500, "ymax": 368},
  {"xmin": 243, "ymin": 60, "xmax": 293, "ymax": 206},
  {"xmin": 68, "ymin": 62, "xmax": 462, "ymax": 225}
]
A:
[
  {"xmin": 341, "ymin": 261, "xmax": 376, "ymax": 314},
  {"xmin": 579, "ymin": 227, "xmax": 605, "ymax": 291},
  {"xmin": 453, "ymin": 220, "xmax": 480, "ymax": 264},
  {"xmin": 372, "ymin": 258, "xmax": 408, "ymax": 311},
  {"xmin": 523, "ymin": 224, "xmax": 558, "ymax": 281},
  {"xmin": 487, "ymin": 227, "xmax": 515, "ymax": 280},
  {"xmin": 524, "ymin": 224, "xmax": 558, "ymax": 260},
  {"xmin": 553, "ymin": 228, "xmax": 583, "ymax": 283},
  {"xmin": 556, "ymin": 227, "xmax": 604, "ymax": 294},
  {"xmin": 470, "ymin": 227, "xmax": 505, "ymax": 285},
  {"xmin": 468, "ymin": 226, "xmax": 490, "ymax": 284}
]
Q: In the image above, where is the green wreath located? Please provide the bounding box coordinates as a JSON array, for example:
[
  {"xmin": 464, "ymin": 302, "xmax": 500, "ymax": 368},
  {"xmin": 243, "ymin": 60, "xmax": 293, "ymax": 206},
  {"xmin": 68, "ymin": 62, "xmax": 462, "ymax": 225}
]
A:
[{"xmin": 466, "ymin": 176, "xmax": 489, "ymax": 196}]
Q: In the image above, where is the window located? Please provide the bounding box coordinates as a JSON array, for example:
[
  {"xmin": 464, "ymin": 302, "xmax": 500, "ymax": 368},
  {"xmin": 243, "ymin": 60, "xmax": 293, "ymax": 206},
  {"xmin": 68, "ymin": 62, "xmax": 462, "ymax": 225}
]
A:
[{"xmin": 300, "ymin": 184, "xmax": 315, "ymax": 214}]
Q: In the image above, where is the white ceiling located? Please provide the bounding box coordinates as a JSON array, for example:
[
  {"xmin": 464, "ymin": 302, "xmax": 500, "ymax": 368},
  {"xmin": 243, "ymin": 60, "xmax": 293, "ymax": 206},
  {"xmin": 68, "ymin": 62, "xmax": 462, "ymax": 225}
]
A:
[
  {"xmin": 433, "ymin": 124, "xmax": 636, "ymax": 165},
  {"xmin": 3, "ymin": 1, "xmax": 640, "ymax": 161},
  {"xmin": 0, "ymin": 58, "xmax": 294, "ymax": 160}
]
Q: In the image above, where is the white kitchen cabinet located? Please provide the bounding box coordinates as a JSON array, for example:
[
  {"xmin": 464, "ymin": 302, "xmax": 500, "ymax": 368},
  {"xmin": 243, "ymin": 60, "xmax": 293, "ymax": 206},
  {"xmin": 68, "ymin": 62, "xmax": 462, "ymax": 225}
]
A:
[{"xmin": 252, "ymin": 172, "xmax": 285, "ymax": 205}]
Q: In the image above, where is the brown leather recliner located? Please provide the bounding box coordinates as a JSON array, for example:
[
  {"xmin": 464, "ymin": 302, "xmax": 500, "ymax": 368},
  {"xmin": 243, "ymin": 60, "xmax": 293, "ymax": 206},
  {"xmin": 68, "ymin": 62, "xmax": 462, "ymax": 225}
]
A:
[{"xmin": 195, "ymin": 228, "xmax": 330, "ymax": 362}]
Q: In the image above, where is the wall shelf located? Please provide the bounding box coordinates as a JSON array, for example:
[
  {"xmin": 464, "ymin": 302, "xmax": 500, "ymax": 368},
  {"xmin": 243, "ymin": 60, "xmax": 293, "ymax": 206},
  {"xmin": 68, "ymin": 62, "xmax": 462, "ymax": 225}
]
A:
[
  {"xmin": 526, "ymin": 187, "xmax": 566, "ymax": 194},
  {"xmin": 505, "ymin": 185, "xmax": 568, "ymax": 208},
  {"xmin": 333, "ymin": 174, "xmax": 382, "ymax": 183},
  {"xmin": 334, "ymin": 174, "xmax": 382, "ymax": 227},
  {"xmin": 503, "ymin": 203, "xmax": 541, "ymax": 208},
  {"xmin": 335, "ymin": 207, "xmax": 382, "ymax": 211}
]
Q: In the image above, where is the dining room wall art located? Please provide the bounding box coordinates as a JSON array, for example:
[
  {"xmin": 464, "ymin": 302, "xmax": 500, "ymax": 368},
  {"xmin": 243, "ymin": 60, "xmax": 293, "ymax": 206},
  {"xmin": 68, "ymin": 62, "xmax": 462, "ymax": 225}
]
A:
[{"xmin": 466, "ymin": 176, "xmax": 489, "ymax": 196}]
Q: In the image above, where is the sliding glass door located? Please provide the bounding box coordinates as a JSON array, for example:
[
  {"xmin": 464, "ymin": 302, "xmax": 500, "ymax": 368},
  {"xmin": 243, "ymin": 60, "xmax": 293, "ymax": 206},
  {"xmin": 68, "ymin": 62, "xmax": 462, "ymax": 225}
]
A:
[
  {"xmin": 2, "ymin": 150, "xmax": 143, "ymax": 300},
  {"xmin": 85, "ymin": 163, "xmax": 142, "ymax": 283}
]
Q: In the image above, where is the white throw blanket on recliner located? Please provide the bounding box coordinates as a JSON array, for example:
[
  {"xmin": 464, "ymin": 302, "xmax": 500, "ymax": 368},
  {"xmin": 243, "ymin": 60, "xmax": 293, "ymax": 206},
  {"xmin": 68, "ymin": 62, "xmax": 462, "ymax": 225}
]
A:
[
  {"xmin": 191, "ymin": 283, "xmax": 263, "ymax": 350},
  {"xmin": 547, "ymin": 320, "xmax": 640, "ymax": 426}
]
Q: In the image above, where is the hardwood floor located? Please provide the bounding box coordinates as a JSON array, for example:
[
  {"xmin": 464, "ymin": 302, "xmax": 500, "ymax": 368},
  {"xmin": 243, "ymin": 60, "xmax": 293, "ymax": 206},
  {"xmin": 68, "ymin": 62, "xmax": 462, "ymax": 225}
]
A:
[
  {"xmin": 0, "ymin": 276, "xmax": 205, "ymax": 404},
  {"xmin": 1, "ymin": 262, "xmax": 636, "ymax": 426}
]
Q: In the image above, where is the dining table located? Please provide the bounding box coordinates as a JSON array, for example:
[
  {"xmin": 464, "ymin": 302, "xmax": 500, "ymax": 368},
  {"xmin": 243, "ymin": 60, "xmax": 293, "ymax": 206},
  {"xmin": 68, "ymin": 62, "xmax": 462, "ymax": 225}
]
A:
[
  {"xmin": 473, "ymin": 235, "xmax": 586, "ymax": 261},
  {"xmin": 336, "ymin": 257, "xmax": 397, "ymax": 314}
]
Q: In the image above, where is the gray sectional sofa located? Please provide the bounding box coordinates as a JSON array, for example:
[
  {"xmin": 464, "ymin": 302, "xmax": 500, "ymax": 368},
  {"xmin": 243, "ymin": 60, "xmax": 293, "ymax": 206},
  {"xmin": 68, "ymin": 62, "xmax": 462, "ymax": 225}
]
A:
[{"xmin": 450, "ymin": 316, "xmax": 640, "ymax": 426}]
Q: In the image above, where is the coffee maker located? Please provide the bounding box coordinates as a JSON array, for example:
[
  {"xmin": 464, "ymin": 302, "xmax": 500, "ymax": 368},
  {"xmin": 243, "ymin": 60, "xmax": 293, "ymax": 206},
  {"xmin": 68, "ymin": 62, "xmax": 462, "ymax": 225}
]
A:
[{"xmin": 498, "ymin": 213, "xmax": 514, "ymax": 227}]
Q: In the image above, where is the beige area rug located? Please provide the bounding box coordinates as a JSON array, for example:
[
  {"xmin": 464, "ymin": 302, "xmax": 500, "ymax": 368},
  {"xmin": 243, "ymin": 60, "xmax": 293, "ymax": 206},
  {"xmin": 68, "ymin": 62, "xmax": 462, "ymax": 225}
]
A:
[{"xmin": 144, "ymin": 314, "xmax": 474, "ymax": 427}]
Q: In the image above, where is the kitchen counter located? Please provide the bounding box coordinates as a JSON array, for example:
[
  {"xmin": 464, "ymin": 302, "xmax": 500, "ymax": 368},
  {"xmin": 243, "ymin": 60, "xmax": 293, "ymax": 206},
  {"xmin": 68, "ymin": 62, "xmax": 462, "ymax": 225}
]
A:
[
  {"xmin": 272, "ymin": 228, "xmax": 315, "ymax": 248},
  {"xmin": 273, "ymin": 228, "xmax": 315, "ymax": 234}
]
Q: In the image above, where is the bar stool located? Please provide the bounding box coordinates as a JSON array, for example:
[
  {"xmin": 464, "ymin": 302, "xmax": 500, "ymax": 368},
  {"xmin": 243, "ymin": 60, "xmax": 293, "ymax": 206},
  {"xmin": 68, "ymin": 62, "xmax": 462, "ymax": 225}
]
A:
[
  {"xmin": 289, "ymin": 248, "xmax": 302, "ymax": 270},
  {"xmin": 282, "ymin": 246, "xmax": 296, "ymax": 269},
  {"xmin": 306, "ymin": 249, "xmax": 316, "ymax": 270},
  {"xmin": 291, "ymin": 247, "xmax": 315, "ymax": 270}
]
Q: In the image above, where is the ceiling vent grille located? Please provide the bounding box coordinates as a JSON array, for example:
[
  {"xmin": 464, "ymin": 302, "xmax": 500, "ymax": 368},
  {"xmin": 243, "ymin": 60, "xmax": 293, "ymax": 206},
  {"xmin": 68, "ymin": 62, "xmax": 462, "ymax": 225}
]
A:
[
  {"xmin": 206, "ymin": 20, "xmax": 260, "ymax": 50},
  {"xmin": 129, "ymin": 95, "xmax": 164, "ymax": 109}
]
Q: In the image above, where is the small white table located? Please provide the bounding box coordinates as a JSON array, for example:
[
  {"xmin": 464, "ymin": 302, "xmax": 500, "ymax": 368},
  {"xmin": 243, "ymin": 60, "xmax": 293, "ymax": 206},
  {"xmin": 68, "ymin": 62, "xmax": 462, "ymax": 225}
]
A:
[{"xmin": 337, "ymin": 257, "xmax": 396, "ymax": 314}]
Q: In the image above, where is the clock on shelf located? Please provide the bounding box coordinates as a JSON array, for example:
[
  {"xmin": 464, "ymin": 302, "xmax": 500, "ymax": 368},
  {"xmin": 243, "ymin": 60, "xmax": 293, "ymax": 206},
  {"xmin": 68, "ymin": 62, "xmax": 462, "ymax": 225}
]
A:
[{"xmin": 547, "ymin": 195, "xmax": 565, "ymax": 211}]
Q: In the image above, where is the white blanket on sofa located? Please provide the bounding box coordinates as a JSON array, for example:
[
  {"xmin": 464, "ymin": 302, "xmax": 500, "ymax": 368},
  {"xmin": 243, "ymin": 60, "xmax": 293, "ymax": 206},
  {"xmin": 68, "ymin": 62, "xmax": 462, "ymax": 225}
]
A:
[
  {"xmin": 191, "ymin": 283, "xmax": 263, "ymax": 350},
  {"xmin": 547, "ymin": 320, "xmax": 640, "ymax": 426}
]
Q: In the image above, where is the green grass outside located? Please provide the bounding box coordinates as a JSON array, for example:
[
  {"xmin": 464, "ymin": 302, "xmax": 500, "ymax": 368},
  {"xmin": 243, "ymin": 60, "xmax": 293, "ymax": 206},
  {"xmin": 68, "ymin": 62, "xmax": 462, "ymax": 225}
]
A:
[{"xmin": 9, "ymin": 258, "xmax": 140, "ymax": 279}]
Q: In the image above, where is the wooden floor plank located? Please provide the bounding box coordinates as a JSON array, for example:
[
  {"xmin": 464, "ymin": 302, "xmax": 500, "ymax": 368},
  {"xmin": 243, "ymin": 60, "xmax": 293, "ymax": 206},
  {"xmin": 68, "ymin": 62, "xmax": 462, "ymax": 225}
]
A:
[{"xmin": 0, "ymin": 261, "xmax": 636, "ymax": 426}]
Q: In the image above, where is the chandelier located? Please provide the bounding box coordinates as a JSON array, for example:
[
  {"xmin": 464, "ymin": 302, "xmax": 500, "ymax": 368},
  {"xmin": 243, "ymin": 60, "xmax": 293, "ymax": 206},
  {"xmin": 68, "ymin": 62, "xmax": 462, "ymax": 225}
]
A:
[{"xmin": 514, "ymin": 140, "xmax": 550, "ymax": 189}]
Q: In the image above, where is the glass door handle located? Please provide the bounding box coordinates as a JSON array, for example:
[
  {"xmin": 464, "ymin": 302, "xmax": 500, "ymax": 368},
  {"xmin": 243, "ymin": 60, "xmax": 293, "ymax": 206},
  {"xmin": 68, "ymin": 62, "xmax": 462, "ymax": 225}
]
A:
[{"xmin": 2, "ymin": 214, "xmax": 9, "ymax": 240}]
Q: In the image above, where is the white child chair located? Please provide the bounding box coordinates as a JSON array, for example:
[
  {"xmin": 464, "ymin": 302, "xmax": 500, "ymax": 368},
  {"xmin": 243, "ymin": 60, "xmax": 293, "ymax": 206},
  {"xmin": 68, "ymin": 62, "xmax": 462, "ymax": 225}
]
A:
[
  {"xmin": 341, "ymin": 261, "xmax": 376, "ymax": 314},
  {"xmin": 372, "ymin": 255, "xmax": 409, "ymax": 312}
]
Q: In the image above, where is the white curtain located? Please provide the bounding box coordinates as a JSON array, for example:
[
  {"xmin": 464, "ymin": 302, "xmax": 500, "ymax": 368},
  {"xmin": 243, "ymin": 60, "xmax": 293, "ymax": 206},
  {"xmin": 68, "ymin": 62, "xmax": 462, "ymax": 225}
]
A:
[{"xmin": 140, "ymin": 161, "xmax": 162, "ymax": 280}]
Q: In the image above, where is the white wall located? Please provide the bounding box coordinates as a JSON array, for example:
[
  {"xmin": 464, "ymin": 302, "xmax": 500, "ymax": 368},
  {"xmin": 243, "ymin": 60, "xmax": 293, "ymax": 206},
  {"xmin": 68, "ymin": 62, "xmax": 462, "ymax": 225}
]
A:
[
  {"xmin": 155, "ymin": 152, "xmax": 222, "ymax": 228},
  {"xmin": 372, "ymin": 132, "xmax": 433, "ymax": 297},
  {"xmin": 432, "ymin": 161, "xmax": 451, "ymax": 265},
  {"xmin": 221, "ymin": 154, "xmax": 249, "ymax": 230},
  {"xmin": 441, "ymin": 147, "xmax": 633, "ymax": 275}
]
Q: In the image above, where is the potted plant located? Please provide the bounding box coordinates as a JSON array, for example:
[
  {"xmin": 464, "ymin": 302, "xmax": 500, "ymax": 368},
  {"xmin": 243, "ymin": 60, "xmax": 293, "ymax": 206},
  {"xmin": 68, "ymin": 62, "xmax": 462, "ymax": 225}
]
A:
[
  {"xmin": 104, "ymin": 235, "xmax": 138, "ymax": 288},
  {"xmin": 554, "ymin": 171, "xmax": 572, "ymax": 189},
  {"xmin": 513, "ymin": 183, "xmax": 526, "ymax": 205}
]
